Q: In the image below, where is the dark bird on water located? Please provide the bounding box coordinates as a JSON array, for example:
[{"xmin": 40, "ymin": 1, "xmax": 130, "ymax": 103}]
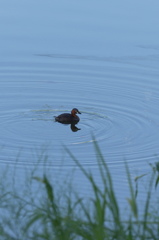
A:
[{"xmin": 55, "ymin": 108, "xmax": 81, "ymax": 124}]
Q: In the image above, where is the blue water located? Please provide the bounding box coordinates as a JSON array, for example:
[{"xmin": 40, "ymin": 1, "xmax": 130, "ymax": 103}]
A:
[{"xmin": 0, "ymin": 0, "xmax": 159, "ymax": 205}]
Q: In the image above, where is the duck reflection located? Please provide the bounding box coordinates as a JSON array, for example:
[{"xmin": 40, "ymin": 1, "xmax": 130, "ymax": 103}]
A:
[
  {"xmin": 55, "ymin": 121, "xmax": 81, "ymax": 132},
  {"xmin": 70, "ymin": 124, "xmax": 81, "ymax": 132}
]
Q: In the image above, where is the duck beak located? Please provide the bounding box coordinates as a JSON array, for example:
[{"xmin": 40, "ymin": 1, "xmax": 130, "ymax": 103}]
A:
[{"xmin": 77, "ymin": 110, "xmax": 81, "ymax": 114}]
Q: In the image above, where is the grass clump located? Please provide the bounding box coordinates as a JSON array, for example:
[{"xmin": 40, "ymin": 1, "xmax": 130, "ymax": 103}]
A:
[{"xmin": 0, "ymin": 141, "xmax": 159, "ymax": 239}]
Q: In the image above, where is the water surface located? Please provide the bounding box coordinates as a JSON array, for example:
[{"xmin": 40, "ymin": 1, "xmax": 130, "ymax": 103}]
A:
[{"xmin": 0, "ymin": 0, "xmax": 159, "ymax": 204}]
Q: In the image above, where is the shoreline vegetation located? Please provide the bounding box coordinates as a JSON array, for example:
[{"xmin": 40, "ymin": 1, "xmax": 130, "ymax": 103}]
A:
[{"xmin": 0, "ymin": 141, "xmax": 159, "ymax": 240}]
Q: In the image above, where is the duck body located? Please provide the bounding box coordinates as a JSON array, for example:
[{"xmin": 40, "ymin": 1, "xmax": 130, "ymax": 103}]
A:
[{"xmin": 55, "ymin": 108, "xmax": 81, "ymax": 124}]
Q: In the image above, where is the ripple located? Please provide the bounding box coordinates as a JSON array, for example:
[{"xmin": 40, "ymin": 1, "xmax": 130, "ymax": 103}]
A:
[{"xmin": 0, "ymin": 55, "xmax": 159, "ymax": 169}]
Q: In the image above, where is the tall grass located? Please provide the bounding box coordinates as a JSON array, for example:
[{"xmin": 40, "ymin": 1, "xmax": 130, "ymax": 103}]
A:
[{"xmin": 0, "ymin": 141, "xmax": 159, "ymax": 239}]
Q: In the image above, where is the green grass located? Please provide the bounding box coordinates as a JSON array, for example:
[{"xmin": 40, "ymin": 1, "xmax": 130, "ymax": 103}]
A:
[{"xmin": 0, "ymin": 141, "xmax": 159, "ymax": 240}]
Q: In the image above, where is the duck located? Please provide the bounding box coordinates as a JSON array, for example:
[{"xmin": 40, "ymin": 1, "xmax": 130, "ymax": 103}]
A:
[{"xmin": 55, "ymin": 108, "xmax": 81, "ymax": 124}]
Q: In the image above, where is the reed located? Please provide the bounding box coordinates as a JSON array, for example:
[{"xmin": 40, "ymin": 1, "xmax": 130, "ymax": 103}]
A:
[{"xmin": 0, "ymin": 142, "xmax": 159, "ymax": 239}]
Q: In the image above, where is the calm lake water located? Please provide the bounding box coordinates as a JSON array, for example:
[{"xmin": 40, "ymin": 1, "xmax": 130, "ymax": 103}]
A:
[{"xmin": 1, "ymin": 0, "xmax": 159, "ymax": 204}]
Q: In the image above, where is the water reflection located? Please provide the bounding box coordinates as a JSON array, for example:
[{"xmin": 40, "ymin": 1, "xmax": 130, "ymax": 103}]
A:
[
  {"xmin": 55, "ymin": 121, "xmax": 81, "ymax": 132},
  {"xmin": 70, "ymin": 124, "xmax": 81, "ymax": 132}
]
